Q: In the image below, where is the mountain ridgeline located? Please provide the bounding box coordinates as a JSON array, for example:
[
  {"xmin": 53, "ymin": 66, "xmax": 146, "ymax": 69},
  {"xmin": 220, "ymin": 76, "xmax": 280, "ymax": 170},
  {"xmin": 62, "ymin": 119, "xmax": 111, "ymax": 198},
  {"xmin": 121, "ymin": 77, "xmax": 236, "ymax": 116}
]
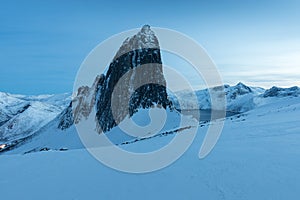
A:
[{"xmin": 59, "ymin": 25, "xmax": 172, "ymax": 132}]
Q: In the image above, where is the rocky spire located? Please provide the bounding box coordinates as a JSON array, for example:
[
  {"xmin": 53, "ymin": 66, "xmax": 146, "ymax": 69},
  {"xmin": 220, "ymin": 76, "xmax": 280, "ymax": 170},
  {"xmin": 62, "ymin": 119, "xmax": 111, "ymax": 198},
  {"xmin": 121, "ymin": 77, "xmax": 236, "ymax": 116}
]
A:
[
  {"xmin": 58, "ymin": 25, "xmax": 172, "ymax": 132},
  {"xmin": 95, "ymin": 25, "xmax": 172, "ymax": 132}
]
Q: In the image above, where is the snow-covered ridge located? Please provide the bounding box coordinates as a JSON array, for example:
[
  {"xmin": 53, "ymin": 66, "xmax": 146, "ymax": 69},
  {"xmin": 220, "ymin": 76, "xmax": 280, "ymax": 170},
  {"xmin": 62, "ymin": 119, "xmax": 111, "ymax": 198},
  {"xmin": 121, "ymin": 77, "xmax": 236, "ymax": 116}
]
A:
[
  {"xmin": 0, "ymin": 92, "xmax": 71, "ymax": 149},
  {"xmin": 1, "ymin": 83, "xmax": 299, "ymax": 154},
  {"xmin": 263, "ymin": 86, "xmax": 300, "ymax": 97},
  {"xmin": 171, "ymin": 83, "xmax": 299, "ymax": 112}
]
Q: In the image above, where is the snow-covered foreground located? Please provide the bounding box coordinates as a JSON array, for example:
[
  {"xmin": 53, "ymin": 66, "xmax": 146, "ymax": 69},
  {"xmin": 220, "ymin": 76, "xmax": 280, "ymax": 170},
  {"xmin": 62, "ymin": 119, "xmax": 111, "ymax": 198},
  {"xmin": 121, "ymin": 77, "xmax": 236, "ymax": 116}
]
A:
[{"xmin": 0, "ymin": 95, "xmax": 299, "ymax": 200}]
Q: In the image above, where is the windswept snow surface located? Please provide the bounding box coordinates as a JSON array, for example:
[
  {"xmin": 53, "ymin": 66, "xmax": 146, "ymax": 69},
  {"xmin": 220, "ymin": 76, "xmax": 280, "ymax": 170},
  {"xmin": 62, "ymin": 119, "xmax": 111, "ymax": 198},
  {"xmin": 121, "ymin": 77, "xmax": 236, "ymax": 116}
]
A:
[
  {"xmin": 0, "ymin": 94, "xmax": 300, "ymax": 199},
  {"xmin": 5, "ymin": 107, "xmax": 186, "ymax": 155}
]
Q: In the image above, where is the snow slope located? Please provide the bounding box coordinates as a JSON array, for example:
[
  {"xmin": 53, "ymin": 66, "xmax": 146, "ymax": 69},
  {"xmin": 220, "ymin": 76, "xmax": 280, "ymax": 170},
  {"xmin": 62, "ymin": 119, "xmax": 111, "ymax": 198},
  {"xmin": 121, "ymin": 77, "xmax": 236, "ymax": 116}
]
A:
[
  {"xmin": 0, "ymin": 92, "xmax": 299, "ymax": 200},
  {"xmin": 0, "ymin": 92, "xmax": 70, "ymax": 149},
  {"xmin": 5, "ymin": 107, "xmax": 193, "ymax": 155},
  {"xmin": 3, "ymin": 115, "xmax": 83, "ymax": 155}
]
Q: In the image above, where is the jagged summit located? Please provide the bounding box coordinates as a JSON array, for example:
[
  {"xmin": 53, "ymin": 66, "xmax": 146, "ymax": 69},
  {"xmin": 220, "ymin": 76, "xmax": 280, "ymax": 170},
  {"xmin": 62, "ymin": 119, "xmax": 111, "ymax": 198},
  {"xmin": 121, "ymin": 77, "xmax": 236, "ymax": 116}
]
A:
[
  {"xmin": 141, "ymin": 24, "xmax": 151, "ymax": 31},
  {"xmin": 58, "ymin": 25, "xmax": 172, "ymax": 132},
  {"xmin": 116, "ymin": 25, "xmax": 159, "ymax": 59},
  {"xmin": 95, "ymin": 25, "xmax": 172, "ymax": 132},
  {"xmin": 58, "ymin": 74, "xmax": 105, "ymax": 130}
]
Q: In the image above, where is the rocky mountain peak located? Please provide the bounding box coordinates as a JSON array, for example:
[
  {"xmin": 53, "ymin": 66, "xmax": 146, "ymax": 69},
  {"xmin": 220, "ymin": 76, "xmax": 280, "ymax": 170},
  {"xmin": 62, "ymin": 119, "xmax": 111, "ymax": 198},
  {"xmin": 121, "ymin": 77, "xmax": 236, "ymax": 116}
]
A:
[
  {"xmin": 95, "ymin": 25, "xmax": 172, "ymax": 132},
  {"xmin": 116, "ymin": 25, "xmax": 159, "ymax": 59},
  {"xmin": 58, "ymin": 25, "xmax": 172, "ymax": 132}
]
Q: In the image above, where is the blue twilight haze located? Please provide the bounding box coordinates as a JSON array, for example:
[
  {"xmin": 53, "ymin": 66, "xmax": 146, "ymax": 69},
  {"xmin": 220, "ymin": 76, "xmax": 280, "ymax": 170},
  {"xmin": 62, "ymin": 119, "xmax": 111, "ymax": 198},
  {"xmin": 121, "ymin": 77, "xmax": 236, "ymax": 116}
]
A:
[{"xmin": 0, "ymin": 0, "xmax": 300, "ymax": 94}]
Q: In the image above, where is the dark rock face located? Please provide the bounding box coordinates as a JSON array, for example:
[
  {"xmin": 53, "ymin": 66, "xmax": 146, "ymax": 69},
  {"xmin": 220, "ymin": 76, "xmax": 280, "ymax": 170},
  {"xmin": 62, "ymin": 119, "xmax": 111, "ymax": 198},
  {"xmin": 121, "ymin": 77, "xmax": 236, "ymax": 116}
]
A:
[
  {"xmin": 57, "ymin": 25, "xmax": 172, "ymax": 132},
  {"xmin": 95, "ymin": 25, "xmax": 172, "ymax": 132},
  {"xmin": 58, "ymin": 74, "xmax": 105, "ymax": 130},
  {"xmin": 72, "ymin": 74, "xmax": 105, "ymax": 124},
  {"xmin": 57, "ymin": 102, "xmax": 73, "ymax": 130}
]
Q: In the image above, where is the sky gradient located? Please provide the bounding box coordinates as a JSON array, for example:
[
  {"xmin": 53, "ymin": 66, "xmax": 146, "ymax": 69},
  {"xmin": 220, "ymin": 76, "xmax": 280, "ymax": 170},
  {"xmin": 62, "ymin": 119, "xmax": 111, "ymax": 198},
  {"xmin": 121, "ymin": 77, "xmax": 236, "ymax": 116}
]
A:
[{"xmin": 1, "ymin": 0, "xmax": 300, "ymax": 94}]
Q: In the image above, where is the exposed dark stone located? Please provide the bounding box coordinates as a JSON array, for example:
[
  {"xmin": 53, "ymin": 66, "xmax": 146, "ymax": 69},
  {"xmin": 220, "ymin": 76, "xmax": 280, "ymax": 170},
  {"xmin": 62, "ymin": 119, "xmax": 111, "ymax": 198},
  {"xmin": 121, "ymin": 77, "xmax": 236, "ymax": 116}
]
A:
[
  {"xmin": 58, "ymin": 74, "xmax": 105, "ymax": 130},
  {"xmin": 57, "ymin": 25, "xmax": 172, "ymax": 132},
  {"xmin": 57, "ymin": 102, "xmax": 74, "ymax": 130},
  {"xmin": 95, "ymin": 25, "xmax": 172, "ymax": 132}
]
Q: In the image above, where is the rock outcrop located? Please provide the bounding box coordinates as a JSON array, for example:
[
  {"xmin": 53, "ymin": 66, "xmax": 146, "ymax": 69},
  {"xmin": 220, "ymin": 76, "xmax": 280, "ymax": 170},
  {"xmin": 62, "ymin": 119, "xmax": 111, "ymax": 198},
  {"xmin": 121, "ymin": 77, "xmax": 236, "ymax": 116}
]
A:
[
  {"xmin": 95, "ymin": 25, "xmax": 172, "ymax": 132},
  {"xmin": 58, "ymin": 25, "xmax": 172, "ymax": 132}
]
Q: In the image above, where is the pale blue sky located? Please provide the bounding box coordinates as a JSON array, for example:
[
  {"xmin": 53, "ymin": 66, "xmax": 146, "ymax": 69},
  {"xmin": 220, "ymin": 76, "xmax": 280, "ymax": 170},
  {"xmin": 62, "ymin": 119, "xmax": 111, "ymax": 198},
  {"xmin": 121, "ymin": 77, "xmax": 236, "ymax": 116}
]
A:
[{"xmin": 1, "ymin": 0, "xmax": 300, "ymax": 94}]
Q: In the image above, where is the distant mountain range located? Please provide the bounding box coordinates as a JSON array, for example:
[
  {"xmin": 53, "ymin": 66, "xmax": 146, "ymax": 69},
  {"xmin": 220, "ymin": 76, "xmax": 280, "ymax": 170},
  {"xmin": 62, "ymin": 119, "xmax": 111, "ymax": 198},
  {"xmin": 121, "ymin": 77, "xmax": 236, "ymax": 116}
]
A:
[
  {"xmin": 1, "ymin": 25, "xmax": 299, "ymax": 154},
  {"xmin": 1, "ymin": 83, "xmax": 299, "ymax": 154}
]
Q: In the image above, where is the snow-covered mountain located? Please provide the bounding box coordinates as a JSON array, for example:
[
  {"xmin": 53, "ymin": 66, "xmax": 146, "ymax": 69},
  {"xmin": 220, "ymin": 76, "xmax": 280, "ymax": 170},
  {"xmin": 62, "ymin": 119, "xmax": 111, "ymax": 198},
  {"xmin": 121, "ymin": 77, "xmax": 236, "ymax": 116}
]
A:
[
  {"xmin": 0, "ymin": 92, "xmax": 68, "ymax": 125},
  {"xmin": 0, "ymin": 92, "xmax": 70, "ymax": 152},
  {"xmin": 172, "ymin": 82, "xmax": 262, "ymax": 112},
  {"xmin": 1, "ymin": 83, "xmax": 299, "ymax": 154},
  {"xmin": 263, "ymin": 85, "xmax": 300, "ymax": 97},
  {"xmin": 172, "ymin": 83, "xmax": 300, "ymax": 112}
]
